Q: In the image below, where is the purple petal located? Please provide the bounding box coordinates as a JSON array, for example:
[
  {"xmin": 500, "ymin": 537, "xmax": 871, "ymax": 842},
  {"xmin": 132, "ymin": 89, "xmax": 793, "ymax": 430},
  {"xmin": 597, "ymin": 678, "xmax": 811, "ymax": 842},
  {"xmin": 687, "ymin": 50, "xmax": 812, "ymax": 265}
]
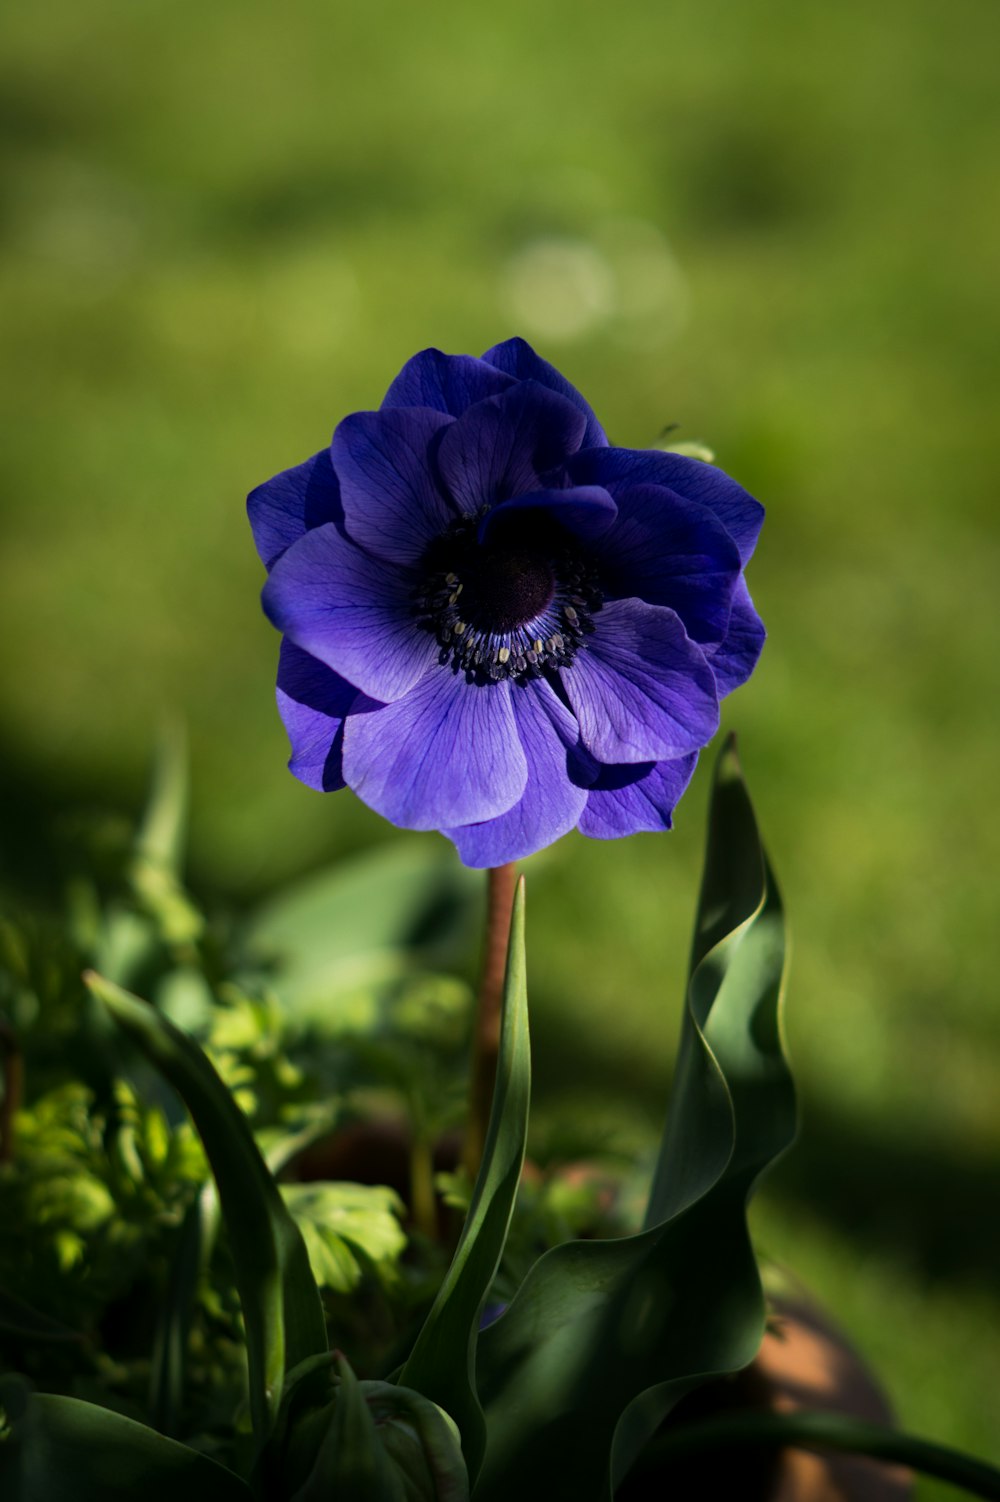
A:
[
  {"xmin": 567, "ymin": 447, "xmax": 764, "ymax": 565},
  {"xmin": 247, "ymin": 450, "xmax": 342, "ymax": 569},
  {"xmin": 381, "ymin": 348, "xmax": 516, "ymax": 416},
  {"xmin": 576, "ymin": 753, "xmax": 699, "ymax": 838},
  {"xmin": 562, "ymin": 598, "xmax": 719, "ymax": 764},
  {"xmin": 436, "ymin": 382, "xmax": 588, "ymax": 513},
  {"xmin": 332, "ymin": 407, "xmax": 458, "ymax": 566},
  {"xmin": 478, "ymin": 485, "xmax": 618, "ymax": 547},
  {"xmin": 342, "ymin": 672, "xmax": 527, "ymax": 831},
  {"xmin": 445, "ymin": 679, "xmax": 586, "ymax": 866},
  {"xmin": 597, "ymin": 483, "xmax": 740, "ymax": 643},
  {"xmin": 262, "ymin": 524, "xmax": 437, "ymax": 702},
  {"xmin": 276, "ymin": 640, "xmax": 366, "ymax": 792},
  {"xmin": 483, "ymin": 337, "xmax": 608, "ymax": 450},
  {"xmin": 705, "ymin": 578, "xmax": 766, "ymax": 697}
]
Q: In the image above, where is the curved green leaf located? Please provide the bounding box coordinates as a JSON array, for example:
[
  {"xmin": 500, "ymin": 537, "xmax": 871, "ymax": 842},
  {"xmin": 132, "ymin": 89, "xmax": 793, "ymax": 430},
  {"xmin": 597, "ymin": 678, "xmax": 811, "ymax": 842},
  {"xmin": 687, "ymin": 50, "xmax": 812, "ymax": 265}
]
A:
[
  {"xmin": 399, "ymin": 878, "xmax": 530, "ymax": 1485},
  {"xmin": 473, "ymin": 737, "xmax": 797, "ymax": 1501},
  {"xmin": 85, "ymin": 972, "xmax": 328, "ymax": 1444},
  {"xmin": 0, "ymin": 1384, "xmax": 251, "ymax": 1502}
]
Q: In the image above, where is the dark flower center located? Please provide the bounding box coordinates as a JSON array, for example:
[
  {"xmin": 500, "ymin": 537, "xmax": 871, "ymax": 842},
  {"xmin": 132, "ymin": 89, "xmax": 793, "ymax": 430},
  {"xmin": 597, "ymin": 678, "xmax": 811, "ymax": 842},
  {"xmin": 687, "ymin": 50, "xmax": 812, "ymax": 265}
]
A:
[
  {"xmin": 413, "ymin": 512, "xmax": 603, "ymax": 686},
  {"xmin": 462, "ymin": 546, "xmax": 555, "ymax": 632}
]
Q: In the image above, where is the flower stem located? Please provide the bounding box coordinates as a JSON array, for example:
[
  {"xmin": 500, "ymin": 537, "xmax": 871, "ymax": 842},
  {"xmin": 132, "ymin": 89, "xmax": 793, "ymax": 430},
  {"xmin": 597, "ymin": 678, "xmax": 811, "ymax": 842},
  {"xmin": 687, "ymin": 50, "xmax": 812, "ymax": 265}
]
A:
[
  {"xmin": 462, "ymin": 862, "xmax": 518, "ymax": 1183},
  {"xmin": 631, "ymin": 1410, "xmax": 1000, "ymax": 1500},
  {"xmin": 409, "ymin": 1127, "xmax": 438, "ymax": 1242}
]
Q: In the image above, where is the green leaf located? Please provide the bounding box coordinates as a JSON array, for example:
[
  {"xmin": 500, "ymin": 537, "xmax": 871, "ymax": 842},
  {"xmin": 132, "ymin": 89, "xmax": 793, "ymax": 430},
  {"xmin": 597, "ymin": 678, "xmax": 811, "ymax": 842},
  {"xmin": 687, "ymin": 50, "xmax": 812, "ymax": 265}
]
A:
[
  {"xmin": 135, "ymin": 722, "xmax": 189, "ymax": 877},
  {"xmin": 280, "ymin": 1181, "xmax": 407, "ymax": 1294},
  {"xmin": 148, "ymin": 1194, "xmax": 203, "ymax": 1436},
  {"xmin": 399, "ymin": 878, "xmax": 530, "ymax": 1485},
  {"xmin": 288, "ymin": 1354, "xmax": 401, "ymax": 1502},
  {"xmin": 130, "ymin": 725, "xmax": 203, "ymax": 947},
  {"xmin": 271, "ymin": 1362, "xmax": 469, "ymax": 1502},
  {"xmin": 85, "ymin": 972, "xmax": 328, "ymax": 1444},
  {"xmin": 0, "ymin": 1382, "xmax": 251, "ymax": 1502},
  {"xmin": 473, "ymin": 738, "xmax": 796, "ymax": 1502},
  {"xmin": 244, "ymin": 841, "xmax": 478, "ymax": 1025}
]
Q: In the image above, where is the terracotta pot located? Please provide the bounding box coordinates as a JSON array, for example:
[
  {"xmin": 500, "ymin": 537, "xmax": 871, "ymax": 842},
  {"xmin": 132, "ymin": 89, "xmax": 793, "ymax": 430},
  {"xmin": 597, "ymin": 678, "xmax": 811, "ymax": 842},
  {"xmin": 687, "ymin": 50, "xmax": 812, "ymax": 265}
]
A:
[{"xmin": 619, "ymin": 1295, "xmax": 913, "ymax": 1501}]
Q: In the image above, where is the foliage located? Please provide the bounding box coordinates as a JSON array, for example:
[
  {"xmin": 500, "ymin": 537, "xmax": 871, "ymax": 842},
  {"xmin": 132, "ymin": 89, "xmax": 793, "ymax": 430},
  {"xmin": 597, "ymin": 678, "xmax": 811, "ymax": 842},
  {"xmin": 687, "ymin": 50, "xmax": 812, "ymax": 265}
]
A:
[
  {"xmin": 0, "ymin": 739, "xmax": 464, "ymax": 1452},
  {"xmin": 4, "ymin": 740, "xmax": 997, "ymax": 1498},
  {"xmin": 2, "ymin": 737, "xmax": 815, "ymax": 1501}
]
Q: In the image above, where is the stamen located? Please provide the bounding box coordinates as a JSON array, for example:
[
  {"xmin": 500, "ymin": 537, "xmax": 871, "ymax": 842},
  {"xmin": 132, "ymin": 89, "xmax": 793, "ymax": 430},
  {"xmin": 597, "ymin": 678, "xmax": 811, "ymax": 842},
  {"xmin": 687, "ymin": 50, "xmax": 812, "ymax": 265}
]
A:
[{"xmin": 412, "ymin": 512, "xmax": 604, "ymax": 686}]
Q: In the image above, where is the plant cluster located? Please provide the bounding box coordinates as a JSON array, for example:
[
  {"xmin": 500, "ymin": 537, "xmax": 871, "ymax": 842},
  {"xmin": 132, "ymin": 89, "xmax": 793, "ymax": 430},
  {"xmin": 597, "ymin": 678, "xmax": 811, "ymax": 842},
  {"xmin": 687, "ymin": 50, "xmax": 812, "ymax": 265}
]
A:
[{"xmin": 3, "ymin": 343, "xmax": 997, "ymax": 1502}]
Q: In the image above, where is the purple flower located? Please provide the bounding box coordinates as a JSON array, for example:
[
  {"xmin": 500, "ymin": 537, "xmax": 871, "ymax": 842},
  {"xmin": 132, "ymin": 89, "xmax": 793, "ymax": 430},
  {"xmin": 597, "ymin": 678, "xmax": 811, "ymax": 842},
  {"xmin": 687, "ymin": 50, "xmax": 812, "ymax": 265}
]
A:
[{"xmin": 248, "ymin": 339, "xmax": 764, "ymax": 867}]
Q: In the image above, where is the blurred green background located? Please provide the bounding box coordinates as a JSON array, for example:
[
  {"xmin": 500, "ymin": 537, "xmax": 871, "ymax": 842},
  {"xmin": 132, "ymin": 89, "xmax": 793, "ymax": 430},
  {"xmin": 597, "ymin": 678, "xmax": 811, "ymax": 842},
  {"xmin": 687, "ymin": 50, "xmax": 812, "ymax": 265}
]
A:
[{"xmin": 2, "ymin": 0, "xmax": 998, "ymax": 1486}]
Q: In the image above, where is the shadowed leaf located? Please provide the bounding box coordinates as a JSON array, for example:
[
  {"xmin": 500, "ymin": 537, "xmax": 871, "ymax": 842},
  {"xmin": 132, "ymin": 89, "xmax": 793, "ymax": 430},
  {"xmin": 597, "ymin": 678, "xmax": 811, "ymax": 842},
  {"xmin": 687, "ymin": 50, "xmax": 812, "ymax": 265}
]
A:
[
  {"xmin": 85, "ymin": 973, "xmax": 328, "ymax": 1445},
  {"xmin": 0, "ymin": 1383, "xmax": 251, "ymax": 1502}
]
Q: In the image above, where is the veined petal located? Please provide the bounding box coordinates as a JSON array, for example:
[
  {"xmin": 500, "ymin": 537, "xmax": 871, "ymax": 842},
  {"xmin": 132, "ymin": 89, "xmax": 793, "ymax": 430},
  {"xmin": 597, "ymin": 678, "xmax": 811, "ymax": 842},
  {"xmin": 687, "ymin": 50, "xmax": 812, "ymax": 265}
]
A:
[
  {"xmin": 705, "ymin": 577, "xmax": 766, "ymax": 697},
  {"xmin": 247, "ymin": 450, "xmax": 342, "ymax": 569},
  {"xmin": 276, "ymin": 640, "xmax": 366, "ymax": 792},
  {"xmin": 483, "ymin": 337, "xmax": 608, "ymax": 449},
  {"xmin": 436, "ymin": 381, "xmax": 587, "ymax": 512},
  {"xmin": 562, "ymin": 598, "xmax": 719, "ymax": 764},
  {"xmin": 332, "ymin": 406, "xmax": 458, "ymax": 566},
  {"xmin": 567, "ymin": 447, "xmax": 764, "ymax": 564},
  {"xmin": 597, "ymin": 483, "xmax": 740, "ymax": 643},
  {"xmin": 445, "ymin": 679, "xmax": 585, "ymax": 866},
  {"xmin": 576, "ymin": 752, "xmax": 699, "ymax": 838},
  {"xmin": 478, "ymin": 485, "xmax": 618, "ymax": 547},
  {"xmin": 381, "ymin": 348, "xmax": 515, "ymax": 416},
  {"xmin": 342, "ymin": 672, "xmax": 527, "ymax": 830},
  {"xmin": 262, "ymin": 524, "xmax": 436, "ymax": 702}
]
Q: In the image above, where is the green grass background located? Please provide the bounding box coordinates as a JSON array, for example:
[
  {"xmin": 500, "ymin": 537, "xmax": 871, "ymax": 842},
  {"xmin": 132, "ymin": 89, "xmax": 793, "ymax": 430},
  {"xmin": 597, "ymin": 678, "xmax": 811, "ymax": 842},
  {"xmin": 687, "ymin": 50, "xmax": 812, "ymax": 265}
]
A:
[{"xmin": 2, "ymin": 0, "xmax": 998, "ymax": 1487}]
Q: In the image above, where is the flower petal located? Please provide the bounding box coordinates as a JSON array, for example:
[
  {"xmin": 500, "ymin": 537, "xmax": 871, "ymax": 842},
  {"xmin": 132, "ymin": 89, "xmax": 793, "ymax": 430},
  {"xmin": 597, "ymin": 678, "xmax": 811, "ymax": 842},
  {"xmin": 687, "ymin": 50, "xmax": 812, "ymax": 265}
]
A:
[
  {"xmin": 445, "ymin": 679, "xmax": 586, "ymax": 866},
  {"xmin": 436, "ymin": 381, "xmax": 588, "ymax": 512},
  {"xmin": 596, "ymin": 483, "xmax": 740, "ymax": 643},
  {"xmin": 247, "ymin": 450, "xmax": 342, "ymax": 569},
  {"xmin": 381, "ymin": 348, "xmax": 516, "ymax": 416},
  {"xmin": 561, "ymin": 598, "xmax": 719, "ymax": 764},
  {"xmin": 576, "ymin": 752, "xmax": 699, "ymax": 838},
  {"xmin": 342, "ymin": 672, "xmax": 527, "ymax": 831},
  {"xmin": 483, "ymin": 337, "xmax": 608, "ymax": 450},
  {"xmin": 705, "ymin": 577, "xmax": 766, "ymax": 697},
  {"xmin": 262, "ymin": 524, "xmax": 437, "ymax": 702},
  {"xmin": 276, "ymin": 640, "xmax": 367, "ymax": 792},
  {"xmin": 567, "ymin": 447, "xmax": 763, "ymax": 564},
  {"xmin": 478, "ymin": 485, "xmax": 618, "ymax": 547},
  {"xmin": 332, "ymin": 406, "xmax": 458, "ymax": 566}
]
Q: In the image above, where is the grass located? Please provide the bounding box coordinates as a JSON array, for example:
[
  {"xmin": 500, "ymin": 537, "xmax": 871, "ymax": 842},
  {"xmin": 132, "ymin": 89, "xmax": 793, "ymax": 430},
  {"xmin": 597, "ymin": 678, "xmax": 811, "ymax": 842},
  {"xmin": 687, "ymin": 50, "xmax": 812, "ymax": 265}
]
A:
[{"xmin": 1, "ymin": 0, "xmax": 998, "ymax": 1486}]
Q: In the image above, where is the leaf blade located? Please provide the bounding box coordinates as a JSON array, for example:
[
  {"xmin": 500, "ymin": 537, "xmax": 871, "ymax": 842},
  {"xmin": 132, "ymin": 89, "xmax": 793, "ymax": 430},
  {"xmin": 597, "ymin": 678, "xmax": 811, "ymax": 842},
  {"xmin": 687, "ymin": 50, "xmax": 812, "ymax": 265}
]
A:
[
  {"xmin": 0, "ymin": 1385, "xmax": 251, "ymax": 1502},
  {"xmin": 473, "ymin": 739, "xmax": 797, "ymax": 1502},
  {"xmin": 85, "ymin": 972, "xmax": 328, "ymax": 1444}
]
